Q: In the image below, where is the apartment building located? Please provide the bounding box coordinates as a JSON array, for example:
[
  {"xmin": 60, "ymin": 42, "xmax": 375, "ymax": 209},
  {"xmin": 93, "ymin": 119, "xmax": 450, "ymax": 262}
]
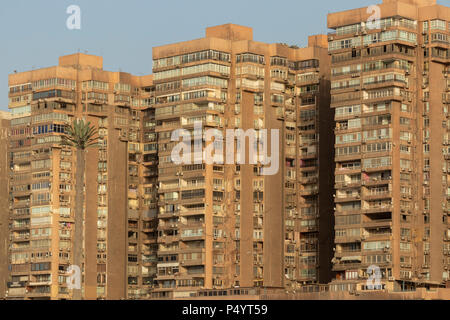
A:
[
  {"xmin": 328, "ymin": 0, "xmax": 450, "ymax": 292},
  {"xmin": 4, "ymin": 27, "xmax": 335, "ymax": 300},
  {"xmin": 151, "ymin": 24, "xmax": 334, "ymax": 299},
  {"xmin": 0, "ymin": 111, "xmax": 11, "ymax": 299},
  {"xmin": 6, "ymin": 53, "xmax": 158, "ymax": 300}
]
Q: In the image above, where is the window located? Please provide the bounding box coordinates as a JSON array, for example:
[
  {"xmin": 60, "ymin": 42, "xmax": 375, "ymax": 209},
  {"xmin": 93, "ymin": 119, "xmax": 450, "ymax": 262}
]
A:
[
  {"xmin": 82, "ymin": 80, "xmax": 109, "ymax": 91},
  {"xmin": 363, "ymin": 241, "xmax": 390, "ymax": 251},
  {"xmin": 114, "ymin": 83, "xmax": 131, "ymax": 92},
  {"xmin": 32, "ymin": 89, "xmax": 75, "ymax": 101},
  {"xmin": 335, "ymin": 215, "xmax": 361, "ymax": 225},
  {"xmin": 430, "ymin": 19, "xmax": 447, "ymax": 31},
  {"xmin": 336, "ymin": 145, "xmax": 360, "ymax": 157},
  {"xmin": 182, "ymin": 76, "xmax": 227, "ymax": 88},
  {"xmin": 182, "ymin": 63, "xmax": 230, "ymax": 76},
  {"xmin": 400, "ymin": 242, "xmax": 411, "ymax": 252},
  {"xmin": 31, "ymin": 262, "xmax": 51, "ymax": 271},
  {"xmin": 236, "ymin": 53, "xmax": 265, "ymax": 64},
  {"xmin": 362, "ymin": 156, "xmax": 391, "ymax": 169},
  {"xmin": 329, "ymin": 37, "xmax": 361, "ymax": 51},
  {"xmin": 291, "ymin": 59, "xmax": 319, "ymax": 71},
  {"xmin": 33, "ymin": 78, "xmax": 76, "ymax": 90},
  {"xmin": 335, "ymin": 105, "xmax": 361, "ymax": 118}
]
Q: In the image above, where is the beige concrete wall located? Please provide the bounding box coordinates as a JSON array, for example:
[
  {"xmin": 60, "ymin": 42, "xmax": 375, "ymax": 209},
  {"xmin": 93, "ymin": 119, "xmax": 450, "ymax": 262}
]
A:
[{"xmin": 0, "ymin": 114, "xmax": 11, "ymax": 299}]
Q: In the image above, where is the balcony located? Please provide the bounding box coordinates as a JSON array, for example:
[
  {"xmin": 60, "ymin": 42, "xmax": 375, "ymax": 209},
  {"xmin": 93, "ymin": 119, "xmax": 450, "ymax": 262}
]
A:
[
  {"xmin": 362, "ymin": 219, "xmax": 392, "ymax": 228},
  {"xmin": 180, "ymin": 258, "xmax": 205, "ymax": 267},
  {"xmin": 180, "ymin": 221, "xmax": 205, "ymax": 229},
  {"xmin": 158, "ymin": 211, "xmax": 180, "ymax": 219},
  {"xmin": 26, "ymin": 287, "xmax": 51, "ymax": 297},
  {"xmin": 157, "ymin": 235, "xmax": 180, "ymax": 244},
  {"xmin": 363, "ymin": 232, "xmax": 392, "ymax": 241},
  {"xmin": 299, "ymin": 151, "xmax": 317, "ymax": 160},
  {"xmin": 10, "ymin": 224, "xmax": 30, "ymax": 231},
  {"xmin": 28, "ymin": 280, "xmax": 52, "ymax": 286},
  {"xmin": 298, "ymin": 139, "xmax": 317, "ymax": 146},
  {"xmin": 158, "ymin": 222, "xmax": 179, "ymax": 231},
  {"xmin": 335, "ymin": 207, "xmax": 362, "ymax": 215},
  {"xmin": 10, "ymin": 234, "xmax": 30, "ymax": 241},
  {"xmin": 362, "ymin": 177, "xmax": 392, "ymax": 187},
  {"xmin": 180, "ymin": 233, "xmax": 204, "ymax": 242},
  {"xmin": 299, "ymin": 176, "xmax": 318, "ymax": 184},
  {"xmin": 12, "ymin": 200, "xmax": 30, "ymax": 208},
  {"xmin": 299, "ymin": 186, "xmax": 319, "ymax": 196},
  {"xmin": 143, "ymin": 169, "xmax": 158, "ymax": 177},
  {"xmin": 299, "ymin": 225, "xmax": 318, "ymax": 233},
  {"xmin": 335, "ymin": 194, "xmax": 361, "ymax": 203},
  {"xmin": 363, "ymin": 191, "xmax": 392, "ymax": 201},
  {"xmin": 297, "ymin": 74, "xmax": 320, "ymax": 86},
  {"xmin": 335, "ymin": 235, "xmax": 362, "ymax": 244},
  {"xmin": 362, "ymin": 204, "xmax": 393, "ymax": 214},
  {"xmin": 237, "ymin": 79, "xmax": 265, "ymax": 92},
  {"xmin": 6, "ymin": 287, "xmax": 27, "ymax": 297},
  {"xmin": 335, "ymin": 181, "xmax": 362, "ymax": 189},
  {"xmin": 7, "ymin": 281, "xmax": 28, "ymax": 289},
  {"xmin": 299, "ymin": 164, "xmax": 318, "ymax": 172},
  {"xmin": 332, "ymin": 262, "xmax": 362, "ymax": 271}
]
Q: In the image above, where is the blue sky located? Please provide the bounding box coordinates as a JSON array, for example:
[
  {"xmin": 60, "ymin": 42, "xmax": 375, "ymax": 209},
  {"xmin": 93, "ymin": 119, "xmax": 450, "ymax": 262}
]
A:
[{"xmin": 0, "ymin": 0, "xmax": 446, "ymax": 111}]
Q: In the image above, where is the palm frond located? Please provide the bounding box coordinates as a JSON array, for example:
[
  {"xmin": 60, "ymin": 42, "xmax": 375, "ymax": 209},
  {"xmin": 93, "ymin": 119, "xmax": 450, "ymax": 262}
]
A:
[{"xmin": 60, "ymin": 118, "xmax": 99, "ymax": 150}]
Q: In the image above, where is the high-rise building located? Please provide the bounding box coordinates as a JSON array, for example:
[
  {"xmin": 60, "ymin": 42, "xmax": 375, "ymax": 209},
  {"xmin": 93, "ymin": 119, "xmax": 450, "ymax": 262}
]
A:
[
  {"xmin": 151, "ymin": 24, "xmax": 334, "ymax": 299},
  {"xmin": 9, "ymin": 6, "xmax": 447, "ymax": 298},
  {"xmin": 0, "ymin": 111, "xmax": 11, "ymax": 299},
  {"xmin": 6, "ymin": 53, "xmax": 158, "ymax": 300},
  {"xmin": 328, "ymin": 0, "xmax": 450, "ymax": 292},
  {"xmin": 5, "ymin": 27, "xmax": 335, "ymax": 299}
]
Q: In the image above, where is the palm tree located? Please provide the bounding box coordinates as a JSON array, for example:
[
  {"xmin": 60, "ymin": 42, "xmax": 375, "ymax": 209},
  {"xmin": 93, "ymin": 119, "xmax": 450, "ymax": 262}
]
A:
[{"xmin": 61, "ymin": 119, "xmax": 98, "ymax": 300}]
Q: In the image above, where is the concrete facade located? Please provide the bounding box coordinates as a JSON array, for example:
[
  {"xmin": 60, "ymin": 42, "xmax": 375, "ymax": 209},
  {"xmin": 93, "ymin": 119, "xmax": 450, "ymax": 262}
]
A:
[
  {"xmin": 151, "ymin": 24, "xmax": 333, "ymax": 299},
  {"xmin": 0, "ymin": 111, "xmax": 11, "ymax": 299},
  {"xmin": 2, "ymin": 0, "xmax": 450, "ymax": 300},
  {"xmin": 328, "ymin": 0, "xmax": 450, "ymax": 292},
  {"xmin": 6, "ymin": 54, "xmax": 157, "ymax": 299}
]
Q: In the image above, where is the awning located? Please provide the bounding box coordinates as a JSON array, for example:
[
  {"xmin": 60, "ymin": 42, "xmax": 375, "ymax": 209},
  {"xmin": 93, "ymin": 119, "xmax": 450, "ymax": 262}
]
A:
[
  {"xmin": 157, "ymin": 262, "xmax": 179, "ymax": 268},
  {"xmin": 340, "ymin": 256, "xmax": 362, "ymax": 262}
]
